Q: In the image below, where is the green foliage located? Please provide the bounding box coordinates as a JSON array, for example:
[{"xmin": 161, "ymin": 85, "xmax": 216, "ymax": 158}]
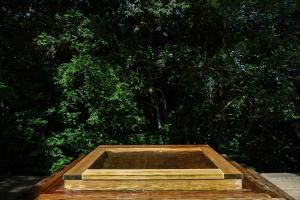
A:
[
  {"xmin": 1, "ymin": 0, "xmax": 300, "ymax": 173},
  {"xmin": 34, "ymin": 11, "xmax": 146, "ymax": 171}
]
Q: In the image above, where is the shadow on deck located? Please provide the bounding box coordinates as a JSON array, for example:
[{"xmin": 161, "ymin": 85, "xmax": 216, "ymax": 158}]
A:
[{"xmin": 0, "ymin": 176, "xmax": 44, "ymax": 200}]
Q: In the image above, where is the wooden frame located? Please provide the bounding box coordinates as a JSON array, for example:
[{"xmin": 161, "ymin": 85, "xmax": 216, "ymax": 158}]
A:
[
  {"xmin": 63, "ymin": 145, "xmax": 243, "ymax": 191},
  {"xmin": 30, "ymin": 152, "xmax": 295, "ymax": 200}
]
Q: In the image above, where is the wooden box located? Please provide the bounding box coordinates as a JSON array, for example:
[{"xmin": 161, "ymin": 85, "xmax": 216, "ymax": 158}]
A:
[{"xmin": 63, "ymin": 145, "xmax": 243, "ymax": 191}]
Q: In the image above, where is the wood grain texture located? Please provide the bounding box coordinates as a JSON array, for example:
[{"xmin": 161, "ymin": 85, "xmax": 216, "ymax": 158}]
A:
[
  {"xmin": 64, "ymin": 145, "xmax": 243, "ymax": 191},
  {"xmin": 25, "ymin": 156, "xmax": 84, "ymax": 200},
  {"xmin": 89, "ymin": 150, "xmax": 217, "ymax": 169},
  {"xmin": 64, "ymin": 179, "xmax": 242, "ymax": 191},
  {"xmin": 201, "ymin": 145, "xmax": 243, "ymax": 179},
  {"xmin": 63, "ymin": 148, "xmax": 104, "ymax": 180},
  {"xmin": 261, "ymin": 173, "xmax": 300, "ymax": 200},
  {"xmin": 230, "ymin": 161, "xmax": 295, "ymax": 200},
  {"xmin": 96, "ymin": 145, "xmax": 242, "ymax": 179},
  {"xmin": 30, "ymin": 152, "xmax": 293, "ymax": 200},
  {"xmin": 36, "ymin": 192, "xmax": 275, "ymax": 200},
  {"xmin": 98, "ymin": 145, "xmax": 205, "ymax": 148},
  {"xmin": 82, "ymin": 169, "xmax": 224, "ymax": 180},
  {"xmin": 102, "ymin": 147, "xmax": 202, "ymax": 152}
]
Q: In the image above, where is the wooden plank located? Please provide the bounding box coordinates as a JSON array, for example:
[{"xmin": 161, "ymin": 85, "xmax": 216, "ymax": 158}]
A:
[
  {"xmin": 64, "ymin": 145, "xmax": 243, "ymax": 191},
  {"xmin": 30, "ymin": 153, "xmax": 291, "ymax": 200},
  {"xmin": 63, "ymin": 148, "xmax": 104, "ymax": 180},
  {"xmin": 89, "ymin": 149, "xmax": 217, "ymax": 170},
  {"xmin": 64, "ymin": 146, "xmax": 214, "ymax": 180},
  {"xmin": 231, "ymin": 161, "xmax": 295, "ymax": 200},
  {"xmin": 104, "ymin": 147, "xmax": 202, "ymax": 152},
  {"xmin": 25, "ymin": 156, "xmax": 84, "ymax": 200},
  {"xmin": 36, "ymin": 192, "xmax": 274, "ymax": 200},
  {"xmin": 98, "ymin": 145, "xmax": 206, "ymax": 148},
  {"xmin": 82, "ymin": 168, "xmax": 224, "ymax": 180},
  {"xmin": 64, "ymin": 145, "xmax": 243, "ymax": 181},
  {"xmin": 201, "ymin": 145, "xmax": 243, "ymax": 179},
  {"xmin": 82, "ymin": 168, "xmax": 223, "ymax": 180},
  {"xmin": 64, "ymin": 179, "xmax": 242, "ymax": 191},
  {"xmin": 261, "ymin": 173, "xmax": 300, "ymax": 200}
]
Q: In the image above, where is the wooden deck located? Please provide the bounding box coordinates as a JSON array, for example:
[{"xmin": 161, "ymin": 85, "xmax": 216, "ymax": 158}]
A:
[
  {"xmin": 0, "ymin": 176, "xmax": 44, "ymax": 200},
  {"xmin": 23, "ymin": 146, "xmax": 294, "ymax": 200},
  {"xmin": 22, "ymin": 154, "xmax": 297, "ymax": 200},
  {"xmin": 262, "ymin": 173, "xmax": 300, "ymax": 200}
]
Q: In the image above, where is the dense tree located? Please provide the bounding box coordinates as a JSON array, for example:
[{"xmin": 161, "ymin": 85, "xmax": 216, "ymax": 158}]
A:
[{"xmin": 1, "ymin": 0, "xmax": 299, "ymax": 174}]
